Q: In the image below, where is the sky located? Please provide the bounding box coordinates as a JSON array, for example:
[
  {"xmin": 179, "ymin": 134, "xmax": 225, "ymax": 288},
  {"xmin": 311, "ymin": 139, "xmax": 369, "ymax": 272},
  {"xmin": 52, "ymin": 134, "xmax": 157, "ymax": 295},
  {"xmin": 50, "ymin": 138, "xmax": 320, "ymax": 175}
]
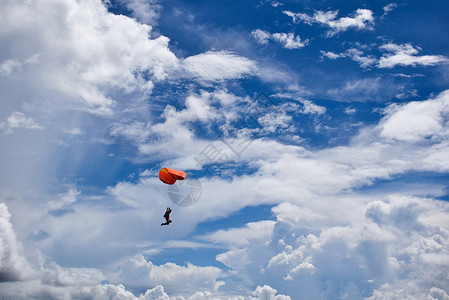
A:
[{"xmin": 1, "ymin": 0, "xmax": 449, "ymax": 299}]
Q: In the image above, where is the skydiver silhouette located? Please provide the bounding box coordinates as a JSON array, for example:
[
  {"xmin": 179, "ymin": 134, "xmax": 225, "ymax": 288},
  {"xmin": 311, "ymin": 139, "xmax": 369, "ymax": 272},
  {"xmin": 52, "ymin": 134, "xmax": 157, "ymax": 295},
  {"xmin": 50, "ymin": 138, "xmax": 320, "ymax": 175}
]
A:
[{"xmin": 161, "ymin": 207, "xmax": 172, "ymax": 226}]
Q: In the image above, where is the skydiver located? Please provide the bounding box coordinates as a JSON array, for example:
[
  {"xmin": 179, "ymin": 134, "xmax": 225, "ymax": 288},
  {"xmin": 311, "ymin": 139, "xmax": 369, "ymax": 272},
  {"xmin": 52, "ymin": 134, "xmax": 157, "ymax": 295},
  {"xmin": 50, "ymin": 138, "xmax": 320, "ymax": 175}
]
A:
[{"xmin": 161, "ymin": 207, "xmax": 172, "ymax": 226}]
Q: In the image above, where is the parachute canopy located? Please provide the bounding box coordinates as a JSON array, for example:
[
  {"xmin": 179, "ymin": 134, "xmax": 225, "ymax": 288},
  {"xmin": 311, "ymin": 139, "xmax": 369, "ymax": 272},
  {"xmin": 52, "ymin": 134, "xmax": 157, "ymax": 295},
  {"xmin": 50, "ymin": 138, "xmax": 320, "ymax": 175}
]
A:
[{"xmin": 159, "ymin": 167, "xmax": 186, "ymax": 185}]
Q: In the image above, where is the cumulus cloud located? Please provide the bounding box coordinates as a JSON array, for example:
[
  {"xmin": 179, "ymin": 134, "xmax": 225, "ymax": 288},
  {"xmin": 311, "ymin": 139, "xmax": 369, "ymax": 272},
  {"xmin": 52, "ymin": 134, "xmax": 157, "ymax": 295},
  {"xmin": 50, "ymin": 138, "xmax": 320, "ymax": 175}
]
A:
[
  {"xmin": 0, "ymin": 203, "xmax": 34, "ymax": 282},
  {"xmin": 211, "ymin": 192, "xmax": 449, "ymax": 299},
  {"xmin": 252, "ymin": 285, "xmax": 291, "ymax": 300},
  {"xmin": 3, "ymin": 84, "xmax": 449, "ymax": 298},
  {"xmin": 114, "ymin": 255, "xmax": 224, "ymax": 294},
  {"xmin": 283, "ymin": 8, "xmax": 374, "ymax": 36},
  {"xmin": 251, "ymin": 29, "xmax": 308, "ymax": 49},
  {"xmin": 1, "ymin": 1, "xmax": 449, "ymax": 299},
  {"xmin": 0, "ymin": 0, "xmax": 179, "ymax": 115},
  {"xmin": 0, "ymin": 204, "xmax": 289, "ymax": 299},
  {"xmin": 1, "ymin": 201, "xmax": 290, "ymax": 298},
  {"xmin": 11, "ymin": 84, "xmax": 448, "ymax": 297},
  {"xmin": 378, "ymin": 89, "xmax": 449, "ymax": 142}
]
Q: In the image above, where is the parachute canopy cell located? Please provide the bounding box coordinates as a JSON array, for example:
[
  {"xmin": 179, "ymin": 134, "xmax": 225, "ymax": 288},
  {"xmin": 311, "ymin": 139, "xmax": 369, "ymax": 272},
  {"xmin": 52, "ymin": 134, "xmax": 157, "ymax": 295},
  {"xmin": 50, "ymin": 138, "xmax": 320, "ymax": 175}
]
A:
[{"xmin": 159, "ymin": 167, "xmax": 186, "ymax": 185}]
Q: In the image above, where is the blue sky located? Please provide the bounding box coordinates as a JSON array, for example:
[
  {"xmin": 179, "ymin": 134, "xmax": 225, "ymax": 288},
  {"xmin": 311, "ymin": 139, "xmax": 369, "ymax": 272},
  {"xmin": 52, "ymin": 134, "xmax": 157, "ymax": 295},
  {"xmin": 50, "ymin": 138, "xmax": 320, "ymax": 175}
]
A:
[{"xmin": 1, "ymin": 0, "xmax": 449, "ymax": 299}]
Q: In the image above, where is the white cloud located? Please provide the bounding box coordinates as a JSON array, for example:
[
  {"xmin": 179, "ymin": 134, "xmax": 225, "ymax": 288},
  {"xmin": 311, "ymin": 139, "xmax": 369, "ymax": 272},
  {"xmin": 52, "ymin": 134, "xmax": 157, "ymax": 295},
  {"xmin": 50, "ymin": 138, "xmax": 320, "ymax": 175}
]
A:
[
  {"xmin": 0, "ymin": 54, "xmax": 40, "ymax": 76},
  {"xmin": 346, "ymin": 48, "xmax": 377, "ymax": 68},
  {"xmin": 320, "ymin": 51, "xmax": 345, "ymax": 60},
  {"xmin": 0, "ymin": 201, "xmax": 283, "ymax": 298},
  {"xmin": 0, "ymin": 59, "xmax": 22, "ymax": 76},
  {"xmin": 382, "ymin": 3, "xmax": 398, "ymax": 18},
  {"xmin": 321, "ymin": 48, "xmax": 377, "ymax": 68},
  {"xmin": 257, "ymin": 110, "xmax": 293, "ymax": 133},
  {"xmin": 3, "ymin": 87, "xmax": 449, "ymax": 298},
  {"xmin": 283, "ymin": 8, "xmax": 374, "ymax": 36},
  {"xmin": 1, "ymin": 1, "xmax": 449, "ymax": 298},
  {"xmin": 271, "ymin": 33, "xmax": 308, "ymax": 49},
  {"xmin": 111, "ymin": 121, "xmax": 153, "ymax": 145},
  {"xmin": 114, "ymin": 255, "xmax": 223, "ymax": 294},
  {"xmin": 0, "ymin": 203, "xmax": 34, "ymax": 282},
  {"xmin": 0, "ymin": 112, "xmax": 42, "ymax": 134},
  {"xmin": 299, "ymin": 99, "xmax": 326, "ymax": 115},
  {"xmin": 251, "ymin": 29, "xmax": 271, "ymax": 45},
  {"xmin": 322, "ymin": 42, "xmax": 448, "ymax": 70},
  {"xmin": 124, "ymin": 0, "xmax": 162, "ymax": 26},
  {"xmin": 0, "ymin": 208, "xmax": 290, "ymax": 299},
  {"xmin": 183, "ymin": 51, "xmax": 257, "ymax": 81},
  {"xmin": 251, "ymin": 29, "xmax": 308, "ymax": 49},
  {"xmin": 378, "ymin": 43, "xmax": 449, "ymax": 68},
  {"xmin": 111, "ymin": 90, "xmax": 229, "ymax": 164},
  {"xmin": 0, "ymin": 0, "xmax": 180, "ymax": 115},
  {"xmin": 200, "ymin": 220, "xmax": 276, "ymax": 246},
  {"xmin": 378, "ymin": 89, "xmax": 449, "ymax": 142},
  {"xmin": 45, "ymin": 188, "xmax": 79, "ymax": 211},
  {"xmin": 251, "ymin": 285, "xmax": 291, "ymax": 300},
  {"xmin": 211, "ymin": 193, "xmax": 449, "ymax": 299}
]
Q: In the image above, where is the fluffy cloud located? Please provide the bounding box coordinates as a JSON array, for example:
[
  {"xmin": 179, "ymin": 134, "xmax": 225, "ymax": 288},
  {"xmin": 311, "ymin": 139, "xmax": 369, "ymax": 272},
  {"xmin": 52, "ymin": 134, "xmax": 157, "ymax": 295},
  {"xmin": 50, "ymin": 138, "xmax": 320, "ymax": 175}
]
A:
[
  {"xmin": 0, "ymin": 204, "xmax": 290, "ymax": 299},
  {"xmin": 2, "ymin": 90, "xmax": 449, "ymax": 299},
  {"xmin": 0, "ymin": 0, "xmax": 179, "ymax": 115},
  {"xmin": 252, "ymin": 29, "xmax": 308, "ymax": 49},
  {"xmin": 1, "ymin": 201, "xmax": 290, "ymax": 298},
  {"xmin": 252, "ymin": 285, "xmax": 291, "ymax": 300},
  {"xmin": 0, "ymin": 203, "xmax": 34, "ymax": 282},
  {"xmin": 378, "ymin": 89, "xmax": 449, "ymax": 142},
  {"xmin": 1, "ymin": 1, "xmax": 449, "ymax": 298},
  {"xmin": 283, "ymin": 8, "xmax": 374, "ymax": 36},
  {"xmin": 114, "ymin": 255, "xmax": 223, "ymax": 294},
  {"xmin": 212, "ymin": 193, "xmax": 449, "ymax": 299}
]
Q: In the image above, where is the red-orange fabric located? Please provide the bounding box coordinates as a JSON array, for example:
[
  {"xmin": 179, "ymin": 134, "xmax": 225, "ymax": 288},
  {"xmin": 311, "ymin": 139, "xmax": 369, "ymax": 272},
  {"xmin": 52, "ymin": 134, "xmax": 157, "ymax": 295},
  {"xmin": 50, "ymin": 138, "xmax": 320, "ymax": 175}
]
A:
[
  {"xmin": 165, "ymin": 167, "xmax": 186, "ymax": 180},
  {"xmin": 159, "ymin": 167, "xmax": 186, "ymax": 185}
]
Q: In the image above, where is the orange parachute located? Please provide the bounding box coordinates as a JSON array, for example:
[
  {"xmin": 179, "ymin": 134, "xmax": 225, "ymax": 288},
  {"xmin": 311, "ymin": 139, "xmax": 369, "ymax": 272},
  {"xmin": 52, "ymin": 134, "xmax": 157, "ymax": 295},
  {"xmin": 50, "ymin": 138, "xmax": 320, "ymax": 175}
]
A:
[{"xmin": 159, "ymin": 167, "xmax": 186, "ymax": 185}]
